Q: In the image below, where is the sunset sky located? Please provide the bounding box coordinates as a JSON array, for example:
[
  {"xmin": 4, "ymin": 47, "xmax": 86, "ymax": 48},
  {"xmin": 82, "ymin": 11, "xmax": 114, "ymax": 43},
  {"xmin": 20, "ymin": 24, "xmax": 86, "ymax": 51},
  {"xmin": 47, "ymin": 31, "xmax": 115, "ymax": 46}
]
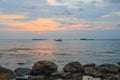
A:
[{"xmin": 0, "ymin": 0, "xmax": 120, "ymax": 39}]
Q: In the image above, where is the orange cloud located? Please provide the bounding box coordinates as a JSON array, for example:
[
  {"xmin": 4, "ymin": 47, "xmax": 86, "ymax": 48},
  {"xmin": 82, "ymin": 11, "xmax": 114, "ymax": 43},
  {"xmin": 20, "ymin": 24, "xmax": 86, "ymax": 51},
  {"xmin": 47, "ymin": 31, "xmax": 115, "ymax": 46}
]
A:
[
  {"xmin": 0, "ymin": 18, "xmax": 65, "ymax": 32},
  {"xmin": 0, "ymin": 14, "xmax": 113, "ymax": 34}
]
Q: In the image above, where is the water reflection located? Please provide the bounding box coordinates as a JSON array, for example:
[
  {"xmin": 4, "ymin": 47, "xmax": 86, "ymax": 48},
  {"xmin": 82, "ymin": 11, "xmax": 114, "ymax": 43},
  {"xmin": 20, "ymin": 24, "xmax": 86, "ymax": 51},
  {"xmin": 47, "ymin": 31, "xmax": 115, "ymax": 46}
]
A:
[{"xmin": 0, "ymin": 39, "xmax": 120, "ymax": 70}]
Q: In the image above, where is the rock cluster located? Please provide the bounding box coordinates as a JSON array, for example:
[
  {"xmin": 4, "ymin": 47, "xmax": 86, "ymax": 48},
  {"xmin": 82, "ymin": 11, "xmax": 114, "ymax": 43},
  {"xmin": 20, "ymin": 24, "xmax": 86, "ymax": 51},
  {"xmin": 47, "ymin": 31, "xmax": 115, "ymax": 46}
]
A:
[{"xmin": 0, "ymin": 61, "xmax": 120, "ymax": 80}]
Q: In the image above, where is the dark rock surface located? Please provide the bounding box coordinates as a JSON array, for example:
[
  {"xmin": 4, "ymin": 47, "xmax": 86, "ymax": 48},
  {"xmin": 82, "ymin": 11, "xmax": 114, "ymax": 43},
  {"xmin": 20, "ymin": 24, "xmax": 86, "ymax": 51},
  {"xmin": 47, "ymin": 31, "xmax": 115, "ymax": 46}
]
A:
[
  {"xmin": 117, "ymin": 61, "xmax": 120, "ymax": 65},
  {"xmin": 1, "ymin": 61, "xmax": 120, "ymax": 80},
  {"xmin": 63, "ymin": 62, "xmax": 84, "ymax": 73},
  {"xmin": 31, "ymin": 61, "xmax": 57, "ymax": 75}
]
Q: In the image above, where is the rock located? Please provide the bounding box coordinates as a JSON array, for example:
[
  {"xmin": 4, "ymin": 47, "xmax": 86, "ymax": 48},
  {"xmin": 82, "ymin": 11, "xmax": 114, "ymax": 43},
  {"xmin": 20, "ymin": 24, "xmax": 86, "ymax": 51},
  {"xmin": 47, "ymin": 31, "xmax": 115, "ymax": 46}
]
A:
[
  {"xmin": 0, "ymin": 66, "xmax": 16, "ymax": 80},
  {"xmin": 84, "ymin": 67, "xmax": 101, "ymax": 78},
  {"xmin": 69, "ymin": 77, "xmax": 82, "ymax": 80},
  {"xmin": 16, "ymin": 78, "xmax": 27, "ymax": 80},
  {"xmin": 98, "ymin": 64, "xmax": 119, "ymax": 74},
  {"xmin": 61, "ymin": 72, "xmax": 72, "ymax": 79},
  {"xmin": 72, "ymin": 73, "xmax": 82, "ymax": 78},
  {"xmin": 28, "ymin": 75, "xmax": 45, "ymax": 80},
  {"xmin": 51, "ymin": 71, "xmax": 65, "ymax": 78},
  {"xmin": 14, "ymin": 68, "xmax": 32, "ymax": 75},
  {"xmin": 83, "ymin": 76, "xmax": 100, "ymax": 80},
  {"xmin": 117, "ymin": 62, "xmax": 120, "ymax": 65},
  {"xmin": 99, "ymin": 63, "xmax": 115, "ymax": 67},
  {"xmin": 83, "ymin": 63, "xmax": 96, "ymax": 67},
  {"xmin": 32, "ymin": 61, "xmax": 57, "ymax": 75},
  {"xmin": 105, "ymin": 74, "xmax": 120, "ymax": 80},
  {"xmin": 63, "ymin": 62, "xmax": 84, "ymax": 73}
]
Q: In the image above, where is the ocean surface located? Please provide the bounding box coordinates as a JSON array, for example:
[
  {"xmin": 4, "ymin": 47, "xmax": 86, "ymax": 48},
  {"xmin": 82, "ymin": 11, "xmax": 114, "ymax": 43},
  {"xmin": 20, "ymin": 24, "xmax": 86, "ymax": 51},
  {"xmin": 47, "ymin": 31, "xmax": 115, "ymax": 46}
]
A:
[{"xmin": 0, "ymin": 39, "xmax": 120, "ymax": 70}]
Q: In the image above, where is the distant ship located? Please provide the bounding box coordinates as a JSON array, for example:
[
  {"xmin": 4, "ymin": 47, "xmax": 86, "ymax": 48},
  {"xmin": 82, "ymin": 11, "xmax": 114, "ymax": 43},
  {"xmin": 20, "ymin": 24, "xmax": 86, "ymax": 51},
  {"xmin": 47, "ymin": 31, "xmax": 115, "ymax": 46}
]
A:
[
  {"xmin": 80, "ymin": 38, "xmax": 95, "ymax": 40},
  {"xmin": 32, "ymin": 39, "xmax": 47, "ymax": 40},
  {"xmin": 55, "ymin": 39, "xmax": 62, "ymax": 42}
]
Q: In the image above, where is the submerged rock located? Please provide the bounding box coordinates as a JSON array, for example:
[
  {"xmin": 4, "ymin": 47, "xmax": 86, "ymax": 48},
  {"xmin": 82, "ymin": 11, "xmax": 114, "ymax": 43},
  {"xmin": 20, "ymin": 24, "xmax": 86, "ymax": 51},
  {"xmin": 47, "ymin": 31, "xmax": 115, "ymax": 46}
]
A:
[
  {"xmin": 32, "ymin": 61, "xmax": 57, "ymax": 75},
  {"xmin": 0, "ymin": 66, "xmax": 16, "ymax": 80},
  {"xmin": 63, "ymin": 62, "xmax": 84, "ymax": 73}
]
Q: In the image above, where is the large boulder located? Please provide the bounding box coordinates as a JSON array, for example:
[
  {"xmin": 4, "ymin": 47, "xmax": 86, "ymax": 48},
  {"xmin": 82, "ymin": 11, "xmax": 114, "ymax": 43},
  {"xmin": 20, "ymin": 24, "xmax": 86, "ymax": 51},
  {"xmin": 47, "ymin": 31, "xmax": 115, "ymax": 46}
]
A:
[
  {"xmin": 63, "ymin": 62, "xmax": 84, "ymax": 73},
  {"xmin": 0, "ymin": 66, "xmax": 16, "ymax": 80},
  {"xmin": 32, "ymin": 61, "xmax": 57, "ymax": 75}
]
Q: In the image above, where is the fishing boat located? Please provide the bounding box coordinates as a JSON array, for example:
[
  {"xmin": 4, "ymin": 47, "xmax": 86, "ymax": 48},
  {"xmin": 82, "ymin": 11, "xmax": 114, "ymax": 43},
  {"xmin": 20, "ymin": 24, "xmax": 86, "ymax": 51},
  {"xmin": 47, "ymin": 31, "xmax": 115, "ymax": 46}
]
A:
[
  {"xmin": 80, "ymin": 38, "xmax": 95, "ymax": 40},
  {"xmin": 55, "ymin": 39, "xmax": 62, "ymax": 42},
  {"xmin": 32, "ymin": 39, "xmax": 47, "ymax": 40}
]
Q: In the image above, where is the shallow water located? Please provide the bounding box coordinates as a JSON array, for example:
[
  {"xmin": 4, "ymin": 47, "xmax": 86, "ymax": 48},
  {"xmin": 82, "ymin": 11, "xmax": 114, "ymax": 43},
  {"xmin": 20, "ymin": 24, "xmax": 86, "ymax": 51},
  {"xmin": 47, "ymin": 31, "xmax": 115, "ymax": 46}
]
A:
[{"xmin": 0, "ymin": 39, "xmax": 120, "ymax": 70}]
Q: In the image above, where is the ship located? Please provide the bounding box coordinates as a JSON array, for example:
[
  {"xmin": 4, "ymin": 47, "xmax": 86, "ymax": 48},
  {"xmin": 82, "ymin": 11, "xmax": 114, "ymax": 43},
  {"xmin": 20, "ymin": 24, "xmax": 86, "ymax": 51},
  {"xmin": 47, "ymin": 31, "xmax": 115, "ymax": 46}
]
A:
[
  {"xmin": 32, "ymin": 39, "xmax": 47, "ymax": 40},
  {"xmin": 80, "ymin": 38, "xmax": 95, "ymax": 40},
  {"xmin": 55, "ymin": 39, "xmax": 62, "ymax": 42}
]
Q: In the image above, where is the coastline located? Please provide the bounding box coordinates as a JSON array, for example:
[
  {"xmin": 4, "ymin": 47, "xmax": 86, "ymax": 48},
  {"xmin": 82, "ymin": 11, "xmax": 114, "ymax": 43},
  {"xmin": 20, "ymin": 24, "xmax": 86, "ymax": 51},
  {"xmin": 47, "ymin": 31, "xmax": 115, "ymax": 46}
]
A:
[{"xmin": 0, "ymin": 61, "xmax": 120, "ymax": 80}]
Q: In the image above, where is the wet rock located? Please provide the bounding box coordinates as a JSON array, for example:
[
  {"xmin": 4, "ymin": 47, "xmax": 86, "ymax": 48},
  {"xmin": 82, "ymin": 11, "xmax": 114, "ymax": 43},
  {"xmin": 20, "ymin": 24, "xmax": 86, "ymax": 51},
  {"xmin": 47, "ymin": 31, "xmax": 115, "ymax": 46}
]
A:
[
  {"xmin": 98, "ymin": 64, "xmax": 119, "ymax": 74},
  {"xmin": 83, "ymin": 63, "xmax": 96, "ymax": 67},
  {"xmin": 28, "ymin": 75, "xmax": 45, "ymax": 80},
  {"xmin": 51, "ymin": 71, "xmax": 65, "ymax": 78},
  {"xmin": 99, "ymin": 63, "xmax": 115, "ymax": 67},
  {"xmin": 68, "ymin": 77, "xmax": 82, "ymax": 80},
  {"xmin": 117, "ymin": 62, "xmax": 120, "ymax": 65},
  {"xmin": 61, "ymin": 72, "xmax": 72, "ymax": 79},
  {"xmin": 51, "ymin": 72, "xmax": 82, "ymax": 79},
  {"xmin": 83, "ymin": 76, "xmax": 100, "ymax": 80},
  {"xmin": 105, "ymin": 74, "xmax": 120, "ymax": 80},
  {"xmin": 14, "ymin": 68, "xmax": 32, "ymax": 75},
  {"xmin": 84, "ymin": 67, "xmax": 101, "ymax": 78},
  {"xmin": 32, "ymin": 61, "xmax": 57, "ymax": 75},
  {"xmin": 72, "ymin": 73, "xmax": 82, "ymax": 78},
  {"xmin": 63, "ymin": 62, "xmax": 84, "ymax": 73},
  {"xmin": 0, "ymin": 66, "xmax": 16, "ymax": 80}
]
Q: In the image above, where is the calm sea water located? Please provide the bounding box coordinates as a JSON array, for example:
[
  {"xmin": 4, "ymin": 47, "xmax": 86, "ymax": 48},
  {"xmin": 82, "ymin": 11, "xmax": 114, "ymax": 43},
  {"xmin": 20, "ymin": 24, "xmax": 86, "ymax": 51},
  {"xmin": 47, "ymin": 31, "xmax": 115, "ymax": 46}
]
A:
[{"xmin": 0, "ymin": 39, "xmax": 120, "ymax": 70}]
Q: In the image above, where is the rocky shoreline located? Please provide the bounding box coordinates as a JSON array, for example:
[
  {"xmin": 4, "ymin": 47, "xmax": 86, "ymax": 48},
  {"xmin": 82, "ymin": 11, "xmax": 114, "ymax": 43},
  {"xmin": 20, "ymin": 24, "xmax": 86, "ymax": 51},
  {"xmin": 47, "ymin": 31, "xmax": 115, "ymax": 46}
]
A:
[{"xmin": 0, "ymin": 61, "xmax": 120, "ymax": 80}]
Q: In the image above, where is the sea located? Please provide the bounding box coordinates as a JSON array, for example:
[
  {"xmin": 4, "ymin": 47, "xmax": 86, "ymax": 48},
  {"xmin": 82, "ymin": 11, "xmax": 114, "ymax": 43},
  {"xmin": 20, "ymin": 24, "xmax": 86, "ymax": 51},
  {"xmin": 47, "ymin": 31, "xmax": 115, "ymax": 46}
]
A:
[{"xmin": 0, "ymin": 39, "xmax": 120, "ymax": 70}]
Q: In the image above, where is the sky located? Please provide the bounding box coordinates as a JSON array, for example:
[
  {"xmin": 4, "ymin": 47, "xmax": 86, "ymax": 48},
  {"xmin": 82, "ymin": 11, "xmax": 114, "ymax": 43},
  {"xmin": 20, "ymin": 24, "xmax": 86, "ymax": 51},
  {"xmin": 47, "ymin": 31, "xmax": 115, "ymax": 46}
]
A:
[{"xmin": 0, "ymin": 0, "xmax": 120, "ymax": 39}]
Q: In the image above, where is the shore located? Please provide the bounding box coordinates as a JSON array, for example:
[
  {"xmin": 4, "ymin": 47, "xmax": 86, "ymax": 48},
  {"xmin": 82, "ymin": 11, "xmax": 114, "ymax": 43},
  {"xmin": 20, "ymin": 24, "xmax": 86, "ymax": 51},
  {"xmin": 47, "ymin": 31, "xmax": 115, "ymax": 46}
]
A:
[{"xmin": 0, "ymin": 61, "xmax": 120, "ymax": 80}]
